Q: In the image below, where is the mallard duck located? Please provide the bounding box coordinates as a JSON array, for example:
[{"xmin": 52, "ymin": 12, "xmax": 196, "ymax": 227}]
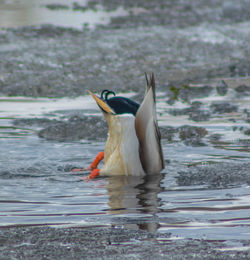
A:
[{"xmin": 73, "ymin": 73, "xmax": 164, "ymax": 180}]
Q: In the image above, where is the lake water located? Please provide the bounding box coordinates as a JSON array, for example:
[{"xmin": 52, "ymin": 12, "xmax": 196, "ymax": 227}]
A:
[
  {"xmin": 0, "ymin": 87, "xmax": 249, "ymax": 242},
  {"xmin": 0, "ymin": 0, "xmax": 136, "ymax": 29}
]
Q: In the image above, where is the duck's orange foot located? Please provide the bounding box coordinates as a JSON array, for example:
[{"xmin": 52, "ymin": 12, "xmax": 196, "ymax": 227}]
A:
[
  {"xmin": 71, "ymin": 166, "xmax": 91, "ymax": 172},
  {"xmin": 81, "ymin": 169, "xmax": 100, "ymax": 181},
  {"xmin": 71, "ymin": 152, "xmax": 104, "ymax": 173},
  {"xmin": 89, "ymin": 152, "xmax": 104, "ymax": 170}
]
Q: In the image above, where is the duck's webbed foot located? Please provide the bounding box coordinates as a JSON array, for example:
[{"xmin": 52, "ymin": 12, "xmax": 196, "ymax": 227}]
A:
[
  {"xmin": 72, "ymin": 167, "xmax": 90, "ymax": 172},
  {"xmin": 72, "ymin": 152, "xmax": 104, "ymax": 180},
  {"xmin": 81, "ymin": 169, "xmax": 100, "ymax": 181}
]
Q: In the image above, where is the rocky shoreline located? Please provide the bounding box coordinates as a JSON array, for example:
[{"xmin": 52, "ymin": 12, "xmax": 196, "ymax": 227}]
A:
[{"xmin": 1, "ymin": 226, "xmax": 250, "ymax": 260}]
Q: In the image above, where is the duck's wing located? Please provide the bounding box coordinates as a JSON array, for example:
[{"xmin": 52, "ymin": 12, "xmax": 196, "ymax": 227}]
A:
[{"xmin": 135, "ymin": 73, "xmax": 165, "ymax": 174}]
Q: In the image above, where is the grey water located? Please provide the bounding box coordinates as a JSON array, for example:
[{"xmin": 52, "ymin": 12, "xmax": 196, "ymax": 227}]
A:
[
  {"xmin": 0, "ymin": 94, "xmax": 250, "ymax": 242},
  {"xmin": 0, "ymin": 0, "xmax": 129, "ymax": 29}
]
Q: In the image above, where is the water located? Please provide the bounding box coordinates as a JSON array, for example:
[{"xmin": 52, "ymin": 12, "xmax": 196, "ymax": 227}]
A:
[
  {"xmin": 0, "ymin": 0, "xmax": 131, "ymax": 29},
  {"xmin": 0, "ymin": 85, "xmax": 250, "ymax": 242}
]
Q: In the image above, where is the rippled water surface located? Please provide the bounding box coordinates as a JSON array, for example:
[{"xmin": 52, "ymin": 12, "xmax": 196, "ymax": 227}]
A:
[{"xmin": 0, "ymin": 85, "xmax": 250, "ymax": 241}]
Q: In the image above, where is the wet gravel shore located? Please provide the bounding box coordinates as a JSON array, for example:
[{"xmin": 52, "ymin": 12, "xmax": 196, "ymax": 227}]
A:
[
  {"xmin": 1, "ymin": 1, "xmax": 250, "ymax": 97},
  {"xmin": 1, "ymin": 226, "xmax": 250, "ymax": 260}
]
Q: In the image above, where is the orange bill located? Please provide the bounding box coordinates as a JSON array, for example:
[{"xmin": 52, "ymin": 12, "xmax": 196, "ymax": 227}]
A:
[{"xmin": 88, "ymin": 90, "xmax": 114, "ymax": 113}]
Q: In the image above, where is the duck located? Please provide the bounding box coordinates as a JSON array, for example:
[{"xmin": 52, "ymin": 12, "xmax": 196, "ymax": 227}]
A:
[{"xmin": 73, "ymin": 73, "xmax": 165, "ymax": 180}]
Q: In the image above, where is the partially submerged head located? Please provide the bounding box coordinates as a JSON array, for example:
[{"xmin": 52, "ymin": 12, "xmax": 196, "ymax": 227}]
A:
[{"xmin": 88, "ymin": 90, "xmax": 139, "ymax": 117}]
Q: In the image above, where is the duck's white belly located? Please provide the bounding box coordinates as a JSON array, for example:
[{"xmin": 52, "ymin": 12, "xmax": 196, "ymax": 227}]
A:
[{"xmin": 100, "ymin": 114, "xmax": 145, "ymax": 176}]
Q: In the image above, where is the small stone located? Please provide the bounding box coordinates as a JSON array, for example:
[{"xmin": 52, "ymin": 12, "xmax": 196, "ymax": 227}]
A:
[
  {"xmin": 210, "ymin": 102, "xmax": 238, "ymax": 114},
  {"xmin": 216, "ymin": 80, "xmax": 228, "ymax": 96},
  {"xmin": 235, "ymin": 85, "xmax": 250, "ymax": 96},
  {"xmin": 189, "ymin": 110, "xmax": 210, "ymax": 122},
  {"xmin": 178, "ymin": 125, "xmax": 207, "ymax": 146},
  {"xmin": 244, "ymin": 128, "xmax": 250, "ymax": 136},
  {"xmin": 209, "ymin": 134, "xmax": 222, "ymax": 142}
]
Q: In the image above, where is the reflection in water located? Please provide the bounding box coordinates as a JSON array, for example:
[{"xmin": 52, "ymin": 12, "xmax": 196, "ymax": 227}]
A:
[{"xmin": 106, "ymin": 174, "xmax": 163, "ymax": 232}]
